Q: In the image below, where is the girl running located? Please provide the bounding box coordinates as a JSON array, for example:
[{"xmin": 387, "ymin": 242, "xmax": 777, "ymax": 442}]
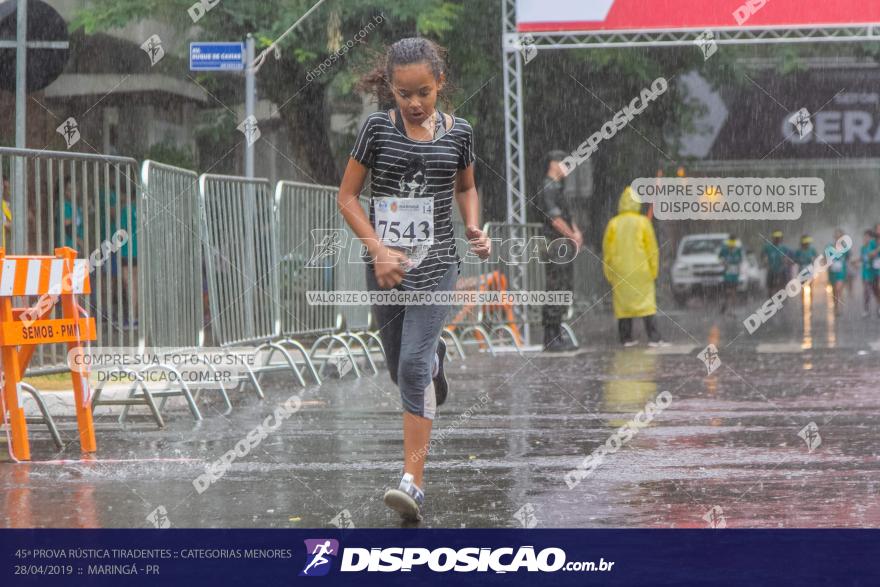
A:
[{"xmin": 337, "ymin": 38, "xmax": 490, "ymax": 522}]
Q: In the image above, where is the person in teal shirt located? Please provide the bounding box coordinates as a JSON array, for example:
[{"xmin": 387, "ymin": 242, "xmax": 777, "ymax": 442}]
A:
[
  {"xmin": 793, "ymin": 235, "xmax": 818, "ymax": 271},
  {"xmin": 117, "ymin": 200, "xmax": 138, "ymax": 328},
  {"xmin": 860, "ymin": 229, "xmax": 879, "ymax": 318},
  {"xmin": 763, "ymin": 230, "xmax": 792, "ymax": 296},
  {"xmin": 827, "ymin": 228, "xmax": 850, "ymax": 314},
  {"xmin": 98, "ymin": 188, "xmax": 117, "ymax": 241},
  {"xmin": 118, "ymin": 200, "xmax": 137, "ymax": 261},
  {"xmin": 718, "ymin": 235, "xmax": 742, "ymax": 314},
  {"xmin": 56, "ymin": 179, "xmax": 84, "ymax": 250},
  {"xmin": 792, "ymin": 235, "xmax": 819, "ymax": 308}
]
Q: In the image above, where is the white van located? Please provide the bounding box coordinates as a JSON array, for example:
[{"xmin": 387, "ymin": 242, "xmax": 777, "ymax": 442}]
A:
[{"xmin": 670, "ymin": 233, "xmax": 766, "ymax": 306}]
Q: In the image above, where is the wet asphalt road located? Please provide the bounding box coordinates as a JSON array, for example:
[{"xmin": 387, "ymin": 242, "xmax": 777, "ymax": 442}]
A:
[{"xmin": 2, "ymin": 279, "xmax": 879, "ymax": 529}]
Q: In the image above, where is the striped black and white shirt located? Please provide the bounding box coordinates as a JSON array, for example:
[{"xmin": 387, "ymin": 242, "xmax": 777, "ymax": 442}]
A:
[{"xmin": 350, "ymin": 109, "xmax": 475, "ymax": 291}]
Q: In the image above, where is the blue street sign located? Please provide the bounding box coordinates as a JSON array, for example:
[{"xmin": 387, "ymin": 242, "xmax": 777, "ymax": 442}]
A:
[{"xmin": 189, "ymin": 42, "xmax": 245, "ymax": 71}]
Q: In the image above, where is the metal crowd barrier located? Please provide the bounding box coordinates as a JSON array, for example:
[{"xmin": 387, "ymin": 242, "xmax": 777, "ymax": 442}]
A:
[
  {"xmin": 485, "ymin": 222, "xmax": 545, "ymax": 342},
  {"xmin": 139, "ymin": 160, "xmax": 204, "ymax": 350},
  {"xmin": 0, "ymin": 147, "xmax": 140, "ymax": 374},
  {"xmin": 92, "ymin": 161, "xmax": 235, "ymax": 426},
  {"xmin": 275, "ymin": 181, "xmax": 339, "ymax": 340},
  {"xmin": 199, "ymin": 174, "xmax": 316, "ymax": 388},
  {"xmin": 325, "ymin": 194, "xmax": 384, "ymax": 376},
  {"xmin": 446, "ymin": 222, "xmax": 577, "ymax": 354},
  {"xmin": 441, "ymin": 219, "xmax": 495, "ymax": 357},
  {"xmin": 200, "ymin": 174, "xmax": 278, "ymax": 345},
  {"xmin": 275, "ymin": 181, "xmax": 382, "ymax": 380}
]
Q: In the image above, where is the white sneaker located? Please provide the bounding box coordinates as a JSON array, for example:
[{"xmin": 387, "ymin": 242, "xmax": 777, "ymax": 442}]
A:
[
  {"xmin": 383, "ymin": 473, "xmax": 424, "ymax": 522},
  {"xmin": 647, "ymin": 340, "xmax": 670, "ymax": 348},
  {"xmin": 623, "ymin": 340, "xmax": 639, "ymax": 347}
]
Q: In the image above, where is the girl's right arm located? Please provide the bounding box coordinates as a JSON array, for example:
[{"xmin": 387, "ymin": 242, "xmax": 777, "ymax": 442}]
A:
[{"xmin": 337, "ymin": 158, "xmax": 408, "ymax": 289}]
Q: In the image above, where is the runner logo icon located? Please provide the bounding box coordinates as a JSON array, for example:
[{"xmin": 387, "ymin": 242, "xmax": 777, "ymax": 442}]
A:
[{"xmin": 300, "ymin": 539, "xmax": 339, "ymax": 577}]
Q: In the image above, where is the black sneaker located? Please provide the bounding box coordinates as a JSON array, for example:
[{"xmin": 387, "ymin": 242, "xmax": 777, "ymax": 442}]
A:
[
  {"xmin": 543, "ymin": 325, "xmax": 561, "ymax": 349},
  {"xmin": 544, "ymin": 330, "xmax": 578, "ymax": 352},
  {"xmin": 544, "ymin": 338, "xmax": 569, "ymax": 352},
  {"xmin": 434, "ymin": 338, "xmax": 448, "ymax": 406}
]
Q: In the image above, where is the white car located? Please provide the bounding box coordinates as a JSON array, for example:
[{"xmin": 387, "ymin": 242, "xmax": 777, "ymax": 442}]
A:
[{"xmin": 670, "ymin": 233, "xmax": 766, "ymax": 306}]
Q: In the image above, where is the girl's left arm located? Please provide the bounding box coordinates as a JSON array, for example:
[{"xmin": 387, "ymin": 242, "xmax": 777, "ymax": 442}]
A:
[{"xmin": 455, "ymin": 164, "xmax": 490, "ymax": 259}]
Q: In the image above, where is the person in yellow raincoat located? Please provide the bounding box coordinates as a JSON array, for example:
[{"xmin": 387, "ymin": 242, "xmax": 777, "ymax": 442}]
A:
[
  {"xmin": 1, "ymin": 178, "xmax": 12, "ymax": 250},
  {"xmin": 1, "ymin": 200, "xmax": 10, "ymax": 249},
  {"xmin": 602, "ymin": 186, "xmax": 665, "ymax": 346}
]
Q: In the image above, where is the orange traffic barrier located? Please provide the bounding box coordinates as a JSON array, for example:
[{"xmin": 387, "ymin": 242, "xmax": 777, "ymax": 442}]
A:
[
  {"xmin": 447, "ymin": 270, "xmax": 522, "ymax": 348},
  {"xmin": 0, "ymin": 247, "xmax": 97, "ymax": 461},
  {"xmin": 482, "ymin": 272, "xmax": 523, "ymax": 346}
]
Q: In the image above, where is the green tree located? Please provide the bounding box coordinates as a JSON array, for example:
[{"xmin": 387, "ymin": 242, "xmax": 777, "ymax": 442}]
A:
[
  {"xmin": 73, "ymin": 0, "xmax": 461, "ymax": 184},
  {"xmin": 74, "ymin": 0, "xmax": 866, "ymax": 228},
  {"xmin": 144, "ymin": 140, "xmax": 197, "ymax": 169}
]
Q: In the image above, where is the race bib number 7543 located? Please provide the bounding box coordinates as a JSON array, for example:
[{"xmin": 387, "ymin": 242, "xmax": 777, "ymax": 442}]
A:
[{"xmin": 374, "ymin": 197, "xmax": 434, "ymax": 247}]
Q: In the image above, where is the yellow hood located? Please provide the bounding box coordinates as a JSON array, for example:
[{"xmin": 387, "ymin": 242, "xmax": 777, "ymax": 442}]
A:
[{"xmin": 617, "ymin": 186, "xmax": 641, "ymax": 214}]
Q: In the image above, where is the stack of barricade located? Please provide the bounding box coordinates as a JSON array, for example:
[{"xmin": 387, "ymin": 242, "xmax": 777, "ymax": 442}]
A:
[
  {"xmin": 5, "ymin": 150, "xmax": 588, "ymax": 449},
  {"xmin": 92, "ymin": 162, "xmax": 256, "ymax": 426},
  {"xmin": 198, "ymin": 174, "xmax": 321, "ymax": 390}
]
